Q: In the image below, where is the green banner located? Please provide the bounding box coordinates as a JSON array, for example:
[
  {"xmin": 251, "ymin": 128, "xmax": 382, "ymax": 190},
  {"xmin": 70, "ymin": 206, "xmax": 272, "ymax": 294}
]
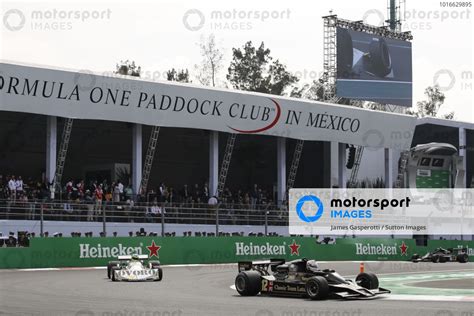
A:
[{"xmin": 1, "ymin": 237, "xmax": 472, "ymax": 269}]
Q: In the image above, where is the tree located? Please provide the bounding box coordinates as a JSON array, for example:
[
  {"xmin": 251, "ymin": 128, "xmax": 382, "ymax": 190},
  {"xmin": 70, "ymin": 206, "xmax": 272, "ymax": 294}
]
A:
[
  {"xmin": 292, "ymin": 80, "xmax": 324, "ymax": 100},
  {"xmin": 194, "ymin": 34, "xmax": 224, "ymax": 87},
  {"xmin": 166, "ymin": 68, "xmax": 191, "ymax": 83},
  {"xmin": 407, "ymin": 85, "xmax": 454, "ymax": 119},
  {"xmin": 115, "ymin": 60, "xmax": 141, "ymax": 77},
  {"xmin": 227, "ymin": 41, "xmax": 298, "ymax": 95}
]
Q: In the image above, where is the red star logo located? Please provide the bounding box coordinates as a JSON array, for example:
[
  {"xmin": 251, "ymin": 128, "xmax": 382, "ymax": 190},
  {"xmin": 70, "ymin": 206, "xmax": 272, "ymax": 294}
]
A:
[
  {"xmin": 289, "ymin": 240, "xmax": 300, "ymax": 256},
  {"xmin": 399, "ymin": 241, "xmax": 408, "ymax": 256},
  {"xmin": 147, "ymin": 240, "xmax": 161, "ymax": 258}
]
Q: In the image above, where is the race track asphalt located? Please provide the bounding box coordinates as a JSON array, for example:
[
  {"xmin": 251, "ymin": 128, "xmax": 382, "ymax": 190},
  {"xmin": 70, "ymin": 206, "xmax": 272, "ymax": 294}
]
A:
[{"xmin": 0, "ymin": 261, "xmax": 473, "ymax": 316}]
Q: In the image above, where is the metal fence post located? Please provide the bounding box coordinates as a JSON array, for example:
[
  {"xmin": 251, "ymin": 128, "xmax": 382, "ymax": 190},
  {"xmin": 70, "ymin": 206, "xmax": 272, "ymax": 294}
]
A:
[
  {"xmin": 40, "ymin": 204, "xmax": 44, "ymax": 236},
  {"xmin": 161, "ymin": 203, "xmax": 165, "ymax": 237},
  {"xmin": 215, "ymin": 206, "xmax": 219, "ymax": 236},
  {"xmin": 102, "ymin": 206, "xmax": 106, "ymax": 236},
  {"xmin": 265, "ymin": 210, "xmax": 268, "ymax": 236}
]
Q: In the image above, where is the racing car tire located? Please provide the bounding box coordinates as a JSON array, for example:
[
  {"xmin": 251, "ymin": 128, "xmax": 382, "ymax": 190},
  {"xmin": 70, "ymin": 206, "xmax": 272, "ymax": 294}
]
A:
[
  {"xmin": 154, "ymin": 268, "xmax": 163, "ymax": 281},
  {"xmin": 439, "ymin": 256, "xmax": 448, "ymax": 263},
  {"xmin": 431, "ymin": 255, "xmax": 440, "ymax": 263},
  {"xmin": 356, "ymin": 272, "xmax": 379, "ymax": 290},
  {"xmin": 457, "ymin": 253, "xmax": 469, "ymax": 263},
  {"xmin": 107, "ymin": 261, "xmax": 120, "ymax": 279},
  {"xmin": 111, "ymin": 266, "xmax": 120, "ymax": 282},
  {"xmin": 305, "ymin": 276, "xmax": 329, "ymax": 300},
  {"xmin": 235, "ymin": 271, "xmax": 261, "ymax": 296},
  {"xmin": 368, "ymin": 37, "xmax": 392, "ymax": 77}
]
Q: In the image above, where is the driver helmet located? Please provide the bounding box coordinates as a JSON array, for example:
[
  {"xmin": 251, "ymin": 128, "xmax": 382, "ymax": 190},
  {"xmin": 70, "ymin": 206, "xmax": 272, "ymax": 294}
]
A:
[
  {"xmin": 131, "ymin": 254, "xmax": 140, "ymax": 261},
  {"xmin": 306, "ymin": 260, "xmax": 320, "ymax": 272}
]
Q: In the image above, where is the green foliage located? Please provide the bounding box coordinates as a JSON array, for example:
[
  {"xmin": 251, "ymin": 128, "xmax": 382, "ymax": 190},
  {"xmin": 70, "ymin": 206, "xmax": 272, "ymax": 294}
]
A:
[
  {"xmin": 115, "ymin": 60, "xmax": 141, "ymax": 77},
  {"xmin": 195, "ymin": 34, "xmax": 224, "ymax": 87},
  {"xmin": 407, "ymin": 85, "xmax": 453, "ymax": 119},
  {"xmin": 227, "ymin": 41, "xmax": 298, "ymax": 95},
  {"xmin": 166, "ymin": 68, "xmax": 191, "ymax": 83}
]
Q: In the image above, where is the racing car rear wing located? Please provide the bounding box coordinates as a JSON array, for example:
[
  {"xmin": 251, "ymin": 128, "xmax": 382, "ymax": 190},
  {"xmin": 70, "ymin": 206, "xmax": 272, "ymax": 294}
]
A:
[
  {"xmin": 117, "ymin": 255, "xmax": 149, "ymax": 260},
  {"xmin": 238, "ymin": 259, "xmax": 285, "ymax": 272}
]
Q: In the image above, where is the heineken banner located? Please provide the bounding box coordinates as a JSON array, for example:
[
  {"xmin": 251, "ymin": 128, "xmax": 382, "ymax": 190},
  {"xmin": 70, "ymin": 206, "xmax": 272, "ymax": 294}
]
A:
[
  {"xmin": 0, "ymin": 61, "xmax": 416, "ymax": 149},
  {"xmin": 1, "ymin": 237, "xmax": 472, "ymax": 269}
]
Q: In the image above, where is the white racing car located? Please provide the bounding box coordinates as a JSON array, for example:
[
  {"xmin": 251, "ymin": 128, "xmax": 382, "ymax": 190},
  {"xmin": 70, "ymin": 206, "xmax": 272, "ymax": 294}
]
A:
[{"xmin": 107, "ymin": 254, "xmax": 163, "ymax": 282}]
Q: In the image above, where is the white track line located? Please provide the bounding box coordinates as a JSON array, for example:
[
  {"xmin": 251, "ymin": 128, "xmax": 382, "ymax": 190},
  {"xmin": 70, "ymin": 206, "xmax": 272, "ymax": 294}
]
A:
[
  {"xmin": 385, "ymin": 295, "xmax": 474, "ymax": 302},
  {"xmin": 5, "ymin": 263, "xmax": 239, "ymax": 272},
  {"xmin": 228, "ymin": 285, "xmax": 473, "ymax": 302}
]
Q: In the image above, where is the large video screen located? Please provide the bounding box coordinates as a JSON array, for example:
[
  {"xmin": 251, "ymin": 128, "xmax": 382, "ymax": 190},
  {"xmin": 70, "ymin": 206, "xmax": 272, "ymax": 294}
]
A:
[{"xmin": 336, "ymin": 27, "xmax": 412, "ymax": 107}]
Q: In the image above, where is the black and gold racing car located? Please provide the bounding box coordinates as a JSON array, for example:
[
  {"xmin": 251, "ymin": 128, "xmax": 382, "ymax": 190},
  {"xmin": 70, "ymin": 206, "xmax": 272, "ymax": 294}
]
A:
[
  {"xmin": 235, "ymin": 258, "xmax": 390, "ymax": 300},
  {"xmin": 411, "ymin": 247, "xmax": 469, "ymax": 263}
]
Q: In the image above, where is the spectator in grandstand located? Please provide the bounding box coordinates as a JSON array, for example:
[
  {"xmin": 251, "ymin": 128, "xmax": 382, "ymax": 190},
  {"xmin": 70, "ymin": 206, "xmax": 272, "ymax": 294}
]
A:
[
  {"xmin": 15, "ymin": 176, "xmax": 24, "ymax": 197},
  {"xmin": 85, "ymin": 190, "xmax": 95, "ymax": 221},
  {"xmin": 77, "ymin": 180, "xmax": 85, "ymax": 200},
  {"xmin": 94, "ymin": 184, "xmax": 103, "ymax": 216},
  {"xmin": 112, "ymin": 182, "xmax": 121, "ymax": 203},
  {"xmin": 104, "ymin": 186, "xmax": 113, "ymax": 206},
  {"xmin": 202, "ymin": 182, "xmax": 210, "ymax": 202},
  {"xmin": 8, "ymin": 175, "xmax": 16, "ymax": 200},
  {"xmin": 192, "ymin": 183, "xmax": 201, "ymax": 203},
  {"xmin": 63, "ymin": 199, "xmax": 73, "ymax": 218},
  {"xmin": 250, "ymin": 184, "xmax": 258, "ymax": 209},
  {"xmin": 117, "ymin": 180, "xmax": 124, "ymax": 200},
  {"xmin": 180, "ymin": 184, "xmax": 191, "ymax": 203},
  {"xmin": 146, "ymin": 198, "xmax": 161, "ymax": 222},
  {"xmin": 66, "ymin": 180, "xmax": 74, "ymax": 199},
  {"xmin": 158, "ymin": 182, "xmax": 166, "ymax": 202},
  {"xmin": 124, "ymin": 184, "xmax": 133, "ymax": 201}
]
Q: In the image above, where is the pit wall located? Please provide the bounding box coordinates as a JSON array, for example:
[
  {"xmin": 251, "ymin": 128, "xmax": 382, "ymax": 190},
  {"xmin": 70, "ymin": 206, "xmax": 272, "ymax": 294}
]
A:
[{"xmin": 1, "ymin": 237, "xmax": 473, "ymax": 269}]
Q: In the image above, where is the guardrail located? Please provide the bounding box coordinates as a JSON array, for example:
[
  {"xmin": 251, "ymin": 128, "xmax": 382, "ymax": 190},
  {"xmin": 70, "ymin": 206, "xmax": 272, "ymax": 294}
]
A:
[
  {"xmin": 0, "ymin": 199, "xmax": 289, "ymax": 236},
  {"xmin": 1, "ymin": 236, "xmax": 472, "ymax": 269}
]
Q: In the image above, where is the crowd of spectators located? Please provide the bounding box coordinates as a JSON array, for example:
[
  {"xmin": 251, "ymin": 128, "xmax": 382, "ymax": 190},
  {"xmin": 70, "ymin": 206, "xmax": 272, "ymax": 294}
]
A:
[
  {"xmin": 0, "ymin": 174, "xmax": 279, "ymax": 206},
  {"xmin": 0, "ymin": 174, "xmax": 288, "ymax": 225}
]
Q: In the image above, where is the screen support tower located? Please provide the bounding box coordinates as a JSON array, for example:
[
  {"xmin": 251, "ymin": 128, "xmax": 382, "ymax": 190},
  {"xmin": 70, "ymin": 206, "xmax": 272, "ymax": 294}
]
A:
[
  {"xmin": 54, "ymin": 118, "xmax": 74, "ymax": 194},
  {"xmin": 140, "ymin": 126, "xmax": 161, "ymax": 195},
  {"xmin": 387, "ymin": 0, "xmax": 404, "ymax": 32}
]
